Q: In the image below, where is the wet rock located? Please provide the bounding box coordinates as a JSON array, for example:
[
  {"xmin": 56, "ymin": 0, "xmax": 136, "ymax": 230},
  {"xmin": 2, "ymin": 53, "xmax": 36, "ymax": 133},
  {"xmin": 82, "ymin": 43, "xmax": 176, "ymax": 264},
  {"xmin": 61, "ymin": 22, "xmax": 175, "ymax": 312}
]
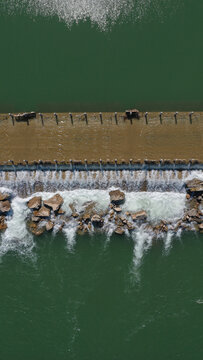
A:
[
  {"xmin": 0, "ymin": 200, "xmax": 11, "ymax": 214},
  {"xmin": 0, "ymin": 192, "xmax": 10, "ymax": 201},
  {"xmin": 83, "ymin": 201, "xmax": 96, "ymax": 215},
  {"xmin": 186, "ymin": 194, "xmax": 190, "ymax": 200},
  {"xmin": 109, "ymin": 209, "xmax": 114, "ymax": 216},
  {"xmin": 28, "ymin": 221, "xmax": 45, "ymax": 236},
  {"xmin": 115, "ymin": 227, "xmax": 125, "ymax": 235},
  {"xmin": 185, "ymin": 179, "xmax": 203, "ymax": 196},
  {"xmin": 27, "ymin": 196, "xmax": 42, "ymax": 210},
  {"xmin": 187, "ymin": 209, "xmax": 200, "ymax": 218},
  {"xmin": 83, "ymin": 213, "xmax": 91, "ymax": 223},
  {"xmin": 44, "ymin": 194, "xmax": 63, "ymax": 212},
  {"xmin": 57, "ymin": 208, "xmax": 65, "ymax": 215},
  {"xmin": 126, "ymin": 221, "xmax": 135, "ymax": 231},
  {"xmin": 131, "ymin": 210, "xmax": 147, "ymax": 221},
  {"xmin": 0, "ymin": 215, "xmax": 7, "ymax": 231},
  {"xmin": 31, "ymin": 216, "xmax": 41, "ymax": 222},
  {"xmin": 91, "ymin": 214, "xmax": 103, "ymax": 227},
  {"xmin": 72, "ymin": 212, "xmax": 79, "ymax": 218},
  {"xmin": 125, "ymin": 211, "xmax": 131, "ymax": 217},
  {"xmin": 114, "ymin": 207, "xmax": 122, "ymax": 213},
  {"xmin": 199, "ymin": 223, "xmax": 203, "ymax": 232},
  {"xmin": 109, "ymin": 190, "xmax": 125, "ymax": 205},
  {"xmin": 119, "ymin": 216, "xmax": 127, "ymax": 224},
  {"xmin": 33, "ymin": 206, "xmax": 50, "ymax": 218},
  {"xmin": 46, "ymin": 221, "xmax": 54, "ymax": 232}
]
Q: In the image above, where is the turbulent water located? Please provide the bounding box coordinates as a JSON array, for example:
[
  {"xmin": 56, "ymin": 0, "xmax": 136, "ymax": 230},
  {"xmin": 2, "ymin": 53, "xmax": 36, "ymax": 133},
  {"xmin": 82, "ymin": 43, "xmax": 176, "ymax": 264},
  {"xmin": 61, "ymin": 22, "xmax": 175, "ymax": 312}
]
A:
[
  {"xmin": 0, "ymin": 170, "xmax": 202, "ymax": 265},
  {"xmin": 3, "ymin": 0, "xmax": 181, "ymax": 29}
]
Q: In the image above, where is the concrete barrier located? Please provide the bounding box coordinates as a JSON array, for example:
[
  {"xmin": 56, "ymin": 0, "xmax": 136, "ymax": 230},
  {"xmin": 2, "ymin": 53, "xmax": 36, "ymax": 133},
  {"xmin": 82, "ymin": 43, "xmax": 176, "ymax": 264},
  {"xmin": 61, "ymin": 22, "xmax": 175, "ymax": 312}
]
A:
[{"xmin": 0, "ymin": 160, "xmax": 202, "ymax": 172}]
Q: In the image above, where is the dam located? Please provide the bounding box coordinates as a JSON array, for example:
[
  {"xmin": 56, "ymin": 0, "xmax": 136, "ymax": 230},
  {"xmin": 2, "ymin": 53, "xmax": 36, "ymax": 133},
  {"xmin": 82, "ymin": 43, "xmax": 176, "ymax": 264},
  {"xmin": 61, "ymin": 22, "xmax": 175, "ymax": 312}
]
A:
[
  {"xmin": 1, "ymin": 2, "xmax": 203, "ymax": 360},
  {"xmin": 0, "ymin": 110, "xmax": 202, "ymax": 249}
]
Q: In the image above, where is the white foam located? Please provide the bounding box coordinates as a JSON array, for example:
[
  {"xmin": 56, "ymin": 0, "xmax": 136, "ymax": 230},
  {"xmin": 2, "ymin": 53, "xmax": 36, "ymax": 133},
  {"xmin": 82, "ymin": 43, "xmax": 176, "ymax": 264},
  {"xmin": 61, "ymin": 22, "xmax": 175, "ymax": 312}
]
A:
[
  {"xmin": 0, "ymin": 186, "xmax": 189, "ymax": 262},
  {"xmin": 123, "ymin": 191, "xmax": 185, "ymax": 222},
  {"xmin": 3, "ymin": 0, "xmax": 180, "ymax": 30},
  {"xmin": 0, "ymin": 196, "xmax": 34, "ymax": 257}
]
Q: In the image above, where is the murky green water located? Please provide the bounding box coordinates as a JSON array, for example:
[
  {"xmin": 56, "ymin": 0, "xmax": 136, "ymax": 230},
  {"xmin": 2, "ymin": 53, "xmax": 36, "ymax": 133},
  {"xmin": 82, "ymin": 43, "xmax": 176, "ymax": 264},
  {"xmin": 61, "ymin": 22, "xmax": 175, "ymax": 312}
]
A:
[
  {"xmin": 0, "ymin": 232, "xmax": 203, "ymax": 360},
  {"xmin": 0, "ymin": 0, "xmax": 203, "ymax": 112}
]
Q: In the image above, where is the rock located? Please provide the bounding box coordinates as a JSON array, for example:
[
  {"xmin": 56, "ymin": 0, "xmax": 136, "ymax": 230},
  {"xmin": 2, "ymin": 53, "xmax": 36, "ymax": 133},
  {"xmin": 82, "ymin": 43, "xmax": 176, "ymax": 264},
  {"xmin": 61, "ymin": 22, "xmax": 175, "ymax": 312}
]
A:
[
  {"xmin": 31, "ymin": 216, "xmax": 41, "ymax": 222},
  {"xmin": 109, "ymin": 210, "xmax": 114, "ymax": 216},
  {"xmin": 131, "ymin": 210, "xmax": 147, "ymax": 221},
  {"xmin": 33, "ymin": 206, "xmax": 50, "ymax": 218},
  {"xmin": 28, "ymin": 221, "xmax": 45, "ymax": 236},
  {"xmin": 27, "ymin": 196, "xmax": 42, "ymax": 210},
  {"xmin": 115, "ymin": 227, "xmax": 125, "ymax": 235},
  {"xmin": 57, "ymin": 208, "xmax": 65, "ymax": 215},
  {"xmin": 83, "ymin": 201, "xmax": 96, "ymax": 215},
  {"xmin": 125, "ymin": 211, "xmax": 131, "ymax": 217},
  {"xmin": 46, "ymin": 221, "xmax": 54, "ymax": 232},
  {"xmin": 0, "ymin": 192, "xmax": 10, "ymax": 201},
  {"xmin": 0, "ymin": 215, "xmax": 7, "ymax": 231},
  {"xmin": 83, "ymin": 213, "xmax": 91, "ymax": 223},
  {"xmin": 32, "ymin": 227, "xmax": 45, "ymax": 236},
  {"xmin": 109, "ymin": 190, "xmax": 125, "ymax": 205},
  {"xmin": 44, "ymin": 194, "xmax": 63, "ymax": 212},
  {"xmin": 119, "ymin": 216, "xmax": 127, "ymax": 224},
  {"xmin": 187, "ymin": 209, "xmax": 199, "ymax": 218},
  {"xmin": 126, "ymin": 221, "xmax": 135, "ymax": 231},
  {"xmin": 185, "ymin": 179, "xmax": 203, "ymax": 196},
  {"xmin": 0, "ymin": 200, "xmax": 11, "ymax": 214},
  {"xmin": 199, "ymin": 223, "xmax": 203, "ymax": 232},
  {"xmin": 186, "ymin": 194, "xmax": 190, "ymax": 200},
  {"xmin": 72, "ymin": 212, "xmax": 79, "ymax": 218},
  {"xmin": 114, "ymin": 207, "xmax": 122, "ymax": 213},
  {"xmin": 91, "ymin": 214, "xmax": 103, "ymax": 227}
]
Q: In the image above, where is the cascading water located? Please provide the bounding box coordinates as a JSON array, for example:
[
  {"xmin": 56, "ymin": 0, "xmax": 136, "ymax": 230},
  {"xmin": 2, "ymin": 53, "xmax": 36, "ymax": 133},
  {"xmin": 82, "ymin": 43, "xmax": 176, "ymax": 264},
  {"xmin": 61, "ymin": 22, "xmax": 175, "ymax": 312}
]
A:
[{"xmin": 0, "ymin": 170, "xmax": 202, "ymax": 195}]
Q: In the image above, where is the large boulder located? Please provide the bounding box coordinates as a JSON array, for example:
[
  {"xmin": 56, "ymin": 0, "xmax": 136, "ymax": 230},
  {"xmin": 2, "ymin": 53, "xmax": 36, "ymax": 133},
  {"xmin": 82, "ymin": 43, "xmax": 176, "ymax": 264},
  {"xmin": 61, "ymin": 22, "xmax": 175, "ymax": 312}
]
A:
[
  {"xmin": 33, "ymin": 206, "xmax": 50, "ymax": 218},
  {"xmin": 27, "ymin": 196, "xmax": 42, "ymax": 210},
  {"xmin": 109, "ymin": 190, "xmax": 125, "ymax": 205},
  {"xmin": 28, "ymin": 221, "xmax": 45, "ymax": 236},
  {"xmin": 91, "ymin": 214, "xmax": 103, "ymax": 227},
  {"xmin": 131, "ymin": 210, "xmax": 147, "ymax": 221},
  {"xmin": 44, "ymin": 194, "xmax": 63, "ymax": 212},
  {"xmin": 0, "ymin": 200, "xmax": 11, "ymax": 214},
  {"xmin": 185, "ymin": 179, "xmax": 203, "ymax": 196}
]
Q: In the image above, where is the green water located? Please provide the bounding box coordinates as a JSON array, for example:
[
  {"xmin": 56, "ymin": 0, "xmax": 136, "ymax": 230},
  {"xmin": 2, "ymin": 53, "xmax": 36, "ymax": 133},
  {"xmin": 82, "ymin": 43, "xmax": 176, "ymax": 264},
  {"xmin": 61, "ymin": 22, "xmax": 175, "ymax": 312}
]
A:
[
  {"xmin": 0, "ymin": 232, "xmax": 203, "ymax": 360},
  {"xmin": 0, "ymin": 0, "xmax": 203, "ymax": 112}
]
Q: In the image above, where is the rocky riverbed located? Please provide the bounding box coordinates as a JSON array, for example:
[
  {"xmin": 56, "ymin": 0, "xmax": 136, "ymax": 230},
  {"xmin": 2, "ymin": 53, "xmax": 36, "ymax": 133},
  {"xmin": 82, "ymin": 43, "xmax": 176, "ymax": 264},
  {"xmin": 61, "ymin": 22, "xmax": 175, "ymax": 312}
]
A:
[{"xmin": 0, "ymin": 179, "xmax": 202, "ymax": 238}]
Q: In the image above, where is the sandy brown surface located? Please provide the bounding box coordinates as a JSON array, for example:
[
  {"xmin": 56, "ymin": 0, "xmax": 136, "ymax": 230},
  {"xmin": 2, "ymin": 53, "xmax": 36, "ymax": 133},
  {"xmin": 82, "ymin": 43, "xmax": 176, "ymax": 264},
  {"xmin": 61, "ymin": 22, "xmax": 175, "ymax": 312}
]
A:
[{"xmin": 0, "ymin": 112, "xmax": 202, "ymax": 163}]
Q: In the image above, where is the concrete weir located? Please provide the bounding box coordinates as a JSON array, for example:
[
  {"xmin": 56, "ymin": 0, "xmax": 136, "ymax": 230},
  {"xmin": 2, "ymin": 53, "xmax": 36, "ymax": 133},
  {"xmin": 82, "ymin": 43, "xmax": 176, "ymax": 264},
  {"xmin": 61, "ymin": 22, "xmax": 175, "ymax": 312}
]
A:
[
  {"xmin": 0, "ymin": 112, "xmax": 203, "ymax": 169},
  {"xmin": 0, "ymin": 160, "xmax": 202, "ymax": 172}
]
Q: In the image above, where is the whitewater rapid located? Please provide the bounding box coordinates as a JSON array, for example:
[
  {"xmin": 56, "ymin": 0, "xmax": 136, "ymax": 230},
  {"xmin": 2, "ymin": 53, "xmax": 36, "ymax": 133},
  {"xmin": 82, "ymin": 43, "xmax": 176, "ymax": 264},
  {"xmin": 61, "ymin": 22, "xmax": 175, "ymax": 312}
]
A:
[
  {"xmin": 0, "ymin": 188, "xmax": 186, "ymax": 263},
  {"xmin": 0, "ymin": 169, "xmax": 202, "ymax": 264}
]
